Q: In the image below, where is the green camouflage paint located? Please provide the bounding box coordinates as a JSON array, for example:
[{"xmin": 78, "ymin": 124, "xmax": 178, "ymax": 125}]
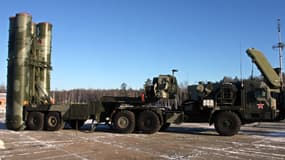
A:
[
  {"xmin": 36, "ymin": 22, "xmax": 52, "ymax": 98},
  {"xmin": 6, "ymin": 13, "xmax": 32, "ymax": 130}
]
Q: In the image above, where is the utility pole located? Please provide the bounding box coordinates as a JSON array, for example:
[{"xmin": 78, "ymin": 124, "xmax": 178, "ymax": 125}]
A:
[{"xmin": 273, "ymin": 19, "xmax": 285, "ymax": 86}]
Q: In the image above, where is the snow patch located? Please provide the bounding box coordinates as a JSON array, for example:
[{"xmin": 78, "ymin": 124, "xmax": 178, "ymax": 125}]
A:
[
  {"xmin": 251, "ymin": 135, "xmax": 285, "ymax": 142},
  {"xmin": 160, "ymin": 154, "xmax": 189, "ymax": 160},
  {"xmin": 0, "ymin": 139, "xmax": 5, "ymax": 149}
]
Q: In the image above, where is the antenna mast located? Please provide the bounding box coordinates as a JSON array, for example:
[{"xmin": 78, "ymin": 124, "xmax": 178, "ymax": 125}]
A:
[{"xmin": 273, "ymin": 19, "xmax": 285, "ymax": 86}]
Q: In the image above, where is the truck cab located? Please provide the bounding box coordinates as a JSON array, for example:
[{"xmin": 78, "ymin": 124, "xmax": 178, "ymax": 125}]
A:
[{"xmin": 181, "ymin": 48, "xmax": 285, "ymax": 136}]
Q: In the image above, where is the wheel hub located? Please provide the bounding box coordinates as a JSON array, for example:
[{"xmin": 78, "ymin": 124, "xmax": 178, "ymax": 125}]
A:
[
  {"xmin": 118, "ymin": 117, "xmax": 129, "ymax": 128},
  {"xmin": 222, "ymin": 120, "xmax": 232, "ymax": 128},
  {"xmin": 33, "ymin": 119, "xmax": 38, "ymax": 124},
  {"xmin": 48, "ymin": 116, "xmax": 58, "ymax": 127},
  {"xmin": 144, "ymin": 119, "xmax": 152, "ymax": 127}
]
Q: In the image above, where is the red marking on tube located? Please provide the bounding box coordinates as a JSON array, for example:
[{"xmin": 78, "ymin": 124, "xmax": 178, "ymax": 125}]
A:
[{"xmin": 141, "ymin": 93, "xmax": 145, "ymax": 103}]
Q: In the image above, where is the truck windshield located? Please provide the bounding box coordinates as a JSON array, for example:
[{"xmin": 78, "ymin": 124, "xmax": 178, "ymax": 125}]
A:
[{"xmin": 255, "ymin": 88, "xmax": 266, "ymax": 98}]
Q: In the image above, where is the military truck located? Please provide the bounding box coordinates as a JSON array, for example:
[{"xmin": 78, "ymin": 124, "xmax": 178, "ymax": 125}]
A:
[
  {"xmin": 23, "ymin": 74, "xmax": 184, "ymax": 133},
  {"xmin": 96, "ymin": 74, "xmax": 184, "ymax": 134},
  {"xmin": 179, "ymin": 48, "xmax": 285, "ymax": 136}
]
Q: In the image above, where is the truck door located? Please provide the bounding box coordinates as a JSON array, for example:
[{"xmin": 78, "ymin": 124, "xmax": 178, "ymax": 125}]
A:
[{"xmin": 245, "ymin": 87, "xmax": 272, "ymax": 121}]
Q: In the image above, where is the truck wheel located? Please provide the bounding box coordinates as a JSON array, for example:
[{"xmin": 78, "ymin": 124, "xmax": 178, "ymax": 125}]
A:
[
  {"xmin": 137, "ymin": 110, "xmax": 161, "ymax": 134},
  {"xmin": 214, "ymin": 111, "xmax": 241, "ymax": 136},
  {"xmin": 27, "ymin": 112, "xmax": 44, "ymax": 130},
  {"xmin": 69, "ymin": 120, "xmax": 85, "ymax": 130},
  {"xmin": 159, "ymin": 123, "xmax": 171, "ymax": 131},
  {"xmin": 113, "ymin": 110, "xmax": 135, "ymax": 133},
  {"xmin": 45, "ymin": 112, "xmax": 61, "ymax": 131}
]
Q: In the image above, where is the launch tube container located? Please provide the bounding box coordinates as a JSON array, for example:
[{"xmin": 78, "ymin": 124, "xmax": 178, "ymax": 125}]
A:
[
  {"xmin": 36, "ymin": 22, "xmax": 52, "ymax": 98},
  {"xmin": 6, "ymin": 13, "xmax": 32, "ymax": 130},
  {"xmin": 6, "ymin": 16, "xmax": 16, "ymax": 130},
  {"xmin": 29, "ymin": 22, "xmax": 37, "ymax": 102}
]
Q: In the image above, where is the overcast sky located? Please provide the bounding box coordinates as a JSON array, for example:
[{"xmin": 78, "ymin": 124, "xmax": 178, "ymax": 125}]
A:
[{"xmin": 0, "ymin": 0, "xmax": 284, "ymax": 90}]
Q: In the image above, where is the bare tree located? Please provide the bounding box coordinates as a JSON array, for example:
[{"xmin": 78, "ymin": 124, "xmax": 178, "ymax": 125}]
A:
[
  {"xmin": 52, "ymin": 88, "xmax": 141, "ymax": 104},
  {"xmin": 120, "ymin": 82, "xmax": 127, "ymax": 96},
  {"xmin": 0, "ymin": 83, "xmax": 6, "ymax": 93},
  {"xmin": 144, "ymin": 78, "xmax": 152, "ymax": 86},
  {"xmin": 178, "ymin": 81, "xmax": 189, "ymax": 102}
]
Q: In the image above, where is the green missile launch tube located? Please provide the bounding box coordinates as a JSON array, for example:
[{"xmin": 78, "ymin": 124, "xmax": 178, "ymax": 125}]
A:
[
  {"xmin": 6, "ymin": 13, "xmax": 32, "ymax": 130},
  {"xmin": 36, "ymin": 22, "xmax": 52, "ymax": 98},
  {"xmin": 29, "ymin": 22, "xmax": 37, "ymax": 102}
]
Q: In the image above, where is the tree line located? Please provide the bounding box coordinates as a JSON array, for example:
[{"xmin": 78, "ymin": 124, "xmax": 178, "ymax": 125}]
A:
[
  {"xmin": 4, "ymin": 74, "xmax": 275, "ymax": 105},
  {"xmin": 52, "ymin": 84, "xmax": 189, "ymax": 105},
  {"xmin": 52, "ymin": 88, "xmax": 143, "ymax": 104}
]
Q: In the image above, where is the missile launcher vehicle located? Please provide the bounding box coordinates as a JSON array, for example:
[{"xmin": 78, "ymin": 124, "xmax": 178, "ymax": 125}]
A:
[
  {"xmin": 5, "ymin": 13, "xmax": 183, "ymax": 132},
  {"xmin": 5, "ymin": 13, "xmax": 285, "ymax": 136}
]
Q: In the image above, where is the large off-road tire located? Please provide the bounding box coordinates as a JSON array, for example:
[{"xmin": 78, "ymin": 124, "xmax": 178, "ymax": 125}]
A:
[
  {"xmin": 137, "ymin": 110, "xmax": 161, "ymax": 134},
  {"xmin": 69, "ymin": 120, "xmax": 85, "ymax": 130},
  {"xmin": 214, "ymin": 111, "xmax": 241, "ymax": 136},
  {"xmin": 113, "ymin": 110, "xmax": 135, "ymax": 133},
  {"xmin": 45, "ymin": 112, "xmax": 62, "ymax": 131},
  {"xmin": 159, "ymin": 123, "xmax": 171, "ymax": 131},
  {"xmin": 27, "ymin": 112, "xmax": 44, "ymax": 130}
]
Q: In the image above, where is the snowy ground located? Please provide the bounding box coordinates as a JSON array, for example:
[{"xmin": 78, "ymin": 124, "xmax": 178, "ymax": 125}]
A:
[{"xmin": 0, "ymin": 113, "xmax": 285, "ymax": 160}]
